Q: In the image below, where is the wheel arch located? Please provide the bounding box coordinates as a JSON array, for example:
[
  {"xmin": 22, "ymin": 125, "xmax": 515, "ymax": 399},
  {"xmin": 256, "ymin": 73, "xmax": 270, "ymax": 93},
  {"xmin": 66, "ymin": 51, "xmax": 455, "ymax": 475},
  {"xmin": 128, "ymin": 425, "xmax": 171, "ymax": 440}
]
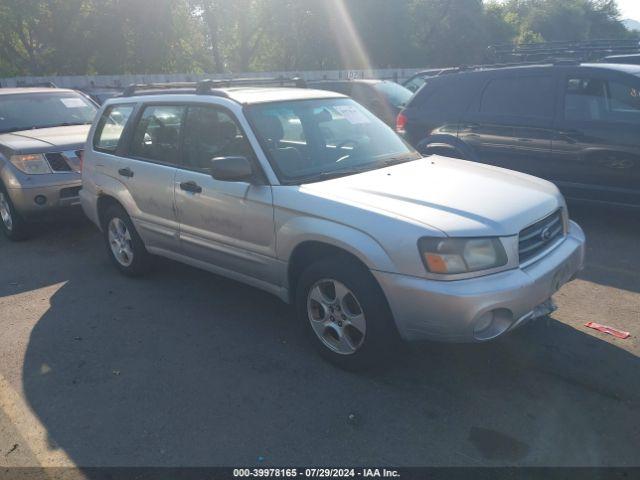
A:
[
  {"xmin": 91, "ymin": 173, "xmax": 140, "ymax": 231},
  {"xmin": 288, "ymin": 241, "xmax": 373, "ymax": 302},
  {"xmin": 280, "ymin": 219, "xmax": 397, "ymax": 303},
  {"xmin": 417, "ymin": 134, "xmax": 478, "ymax": 161},
  {"xmin": 97, "ymin": 194, "xmax": 127, "ymax": 230}
]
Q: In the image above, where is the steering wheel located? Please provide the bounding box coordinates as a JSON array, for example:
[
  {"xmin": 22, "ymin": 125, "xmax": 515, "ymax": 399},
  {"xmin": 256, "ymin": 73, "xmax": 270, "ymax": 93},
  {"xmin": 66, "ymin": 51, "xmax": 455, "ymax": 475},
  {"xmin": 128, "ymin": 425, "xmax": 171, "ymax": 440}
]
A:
[{"xmin": 335, "ymin": 139, "xmax": 360, "ymax": 163}]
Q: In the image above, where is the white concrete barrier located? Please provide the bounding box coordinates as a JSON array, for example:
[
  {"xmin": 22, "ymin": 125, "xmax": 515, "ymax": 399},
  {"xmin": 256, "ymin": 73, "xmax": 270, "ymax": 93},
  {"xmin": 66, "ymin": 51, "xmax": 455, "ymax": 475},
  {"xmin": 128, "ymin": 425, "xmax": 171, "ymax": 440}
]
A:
[{"xmin": 0, "ymin": 68, "xmax": 423, "ymax": 89}]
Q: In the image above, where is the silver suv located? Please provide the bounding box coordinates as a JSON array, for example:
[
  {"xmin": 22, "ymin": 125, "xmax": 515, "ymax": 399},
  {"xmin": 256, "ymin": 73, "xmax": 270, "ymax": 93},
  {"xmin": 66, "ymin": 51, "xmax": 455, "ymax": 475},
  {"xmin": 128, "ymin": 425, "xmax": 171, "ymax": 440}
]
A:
[
  {"xmin": 0, "ymin": 88, "xmax": 97, "ymax": 240},
  {"xmin": 81, "ymin": 81, "xmax": 586, "ymax": 368}
]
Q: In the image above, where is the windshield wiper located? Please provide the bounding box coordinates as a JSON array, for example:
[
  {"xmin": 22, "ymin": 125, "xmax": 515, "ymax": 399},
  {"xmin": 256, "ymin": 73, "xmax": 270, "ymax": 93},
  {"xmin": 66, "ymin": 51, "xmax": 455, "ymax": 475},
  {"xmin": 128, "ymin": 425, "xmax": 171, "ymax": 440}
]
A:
[
  {"xmin": 298, "ymin": 166, "xmax": 374, "ymax": 184},
  {"xmin": 0, "ymin": 121, "xmax": 93, "ymax": 134},
  {"xmin": 297, "ymin": 156, "xmax": 422, "ymax": 184},
  {"xmin": 52, "ymin": 122, "xmax": 93, "ymax": 127},
  {"xmin": 382, "ymin": 154, "xmax": 421, "ymax": 167}
]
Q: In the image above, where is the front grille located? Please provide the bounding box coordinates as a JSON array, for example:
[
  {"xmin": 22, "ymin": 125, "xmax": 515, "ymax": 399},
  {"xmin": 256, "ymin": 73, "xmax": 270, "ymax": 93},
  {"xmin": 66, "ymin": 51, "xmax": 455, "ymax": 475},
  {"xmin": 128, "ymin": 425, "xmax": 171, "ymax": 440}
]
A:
[
  {"xmin": 45, "ymin": 153, "xmax": 73, "ymax": 172},
  {"xmin": 518, "ymin": 210, "xmax": 564, "ymax": 264}
]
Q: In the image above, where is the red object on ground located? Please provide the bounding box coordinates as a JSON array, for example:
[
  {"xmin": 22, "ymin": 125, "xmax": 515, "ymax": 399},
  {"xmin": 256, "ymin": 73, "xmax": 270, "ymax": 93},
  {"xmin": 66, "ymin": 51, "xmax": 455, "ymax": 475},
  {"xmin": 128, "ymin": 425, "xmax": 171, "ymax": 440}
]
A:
[{"xmin": 584, "ymin": 322, "xmax": 631, "ymax": 339}]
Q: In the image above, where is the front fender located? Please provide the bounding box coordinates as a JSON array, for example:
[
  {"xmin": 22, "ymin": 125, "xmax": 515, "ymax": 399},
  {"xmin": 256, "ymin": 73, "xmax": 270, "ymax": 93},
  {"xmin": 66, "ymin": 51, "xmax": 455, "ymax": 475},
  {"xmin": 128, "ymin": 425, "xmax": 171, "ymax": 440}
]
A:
[{"xmin": 276, "ymin": 215, "xmax": 397, "ymax": 273}]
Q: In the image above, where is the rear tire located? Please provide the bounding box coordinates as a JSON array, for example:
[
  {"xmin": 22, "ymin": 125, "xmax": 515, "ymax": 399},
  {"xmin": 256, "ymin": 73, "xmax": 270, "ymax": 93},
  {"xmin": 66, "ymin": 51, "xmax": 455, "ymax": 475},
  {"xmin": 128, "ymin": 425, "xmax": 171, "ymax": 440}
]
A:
[
  {"xmin": 0, "ymin": 182, "xmax": 29, "ymax": 241},
  {"xmin": 295, "ymin": 256, "xmax": 399, "ymax": 370},
  {"xmin": 102, "ymin": 204, "xmax": 151, "ymax": 276}
]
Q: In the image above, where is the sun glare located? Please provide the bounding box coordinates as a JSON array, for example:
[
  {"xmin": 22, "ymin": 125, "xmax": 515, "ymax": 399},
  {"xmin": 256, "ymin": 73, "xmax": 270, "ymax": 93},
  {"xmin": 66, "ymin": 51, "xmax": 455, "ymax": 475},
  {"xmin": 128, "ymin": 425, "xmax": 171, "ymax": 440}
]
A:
[{"xmin": 324, "ymin": 0, "xmax": 373, "ymax": 70}]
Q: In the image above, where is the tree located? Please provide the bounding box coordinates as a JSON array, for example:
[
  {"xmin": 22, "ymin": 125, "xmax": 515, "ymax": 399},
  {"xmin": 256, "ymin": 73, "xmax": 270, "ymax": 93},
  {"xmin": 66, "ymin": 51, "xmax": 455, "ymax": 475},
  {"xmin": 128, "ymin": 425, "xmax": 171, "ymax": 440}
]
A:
[
  {"xmin": 0, "ymin": 0, "xmax": 637, "ymax": 77},
  {"xmin": 496, "ymin": 0, "xmax": 632, "ymax": 44}
]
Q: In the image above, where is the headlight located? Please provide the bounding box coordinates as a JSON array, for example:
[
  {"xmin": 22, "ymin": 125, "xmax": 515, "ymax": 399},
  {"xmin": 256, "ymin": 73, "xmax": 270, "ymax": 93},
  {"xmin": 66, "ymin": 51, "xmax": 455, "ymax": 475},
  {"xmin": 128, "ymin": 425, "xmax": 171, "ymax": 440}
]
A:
[
  {"xmin": 418, "ymin": 237, "xmax": 508, "ymax": 275},
  {"xmin": 10, "ymin": 154, "xmax": 52, "ymax": 174}
]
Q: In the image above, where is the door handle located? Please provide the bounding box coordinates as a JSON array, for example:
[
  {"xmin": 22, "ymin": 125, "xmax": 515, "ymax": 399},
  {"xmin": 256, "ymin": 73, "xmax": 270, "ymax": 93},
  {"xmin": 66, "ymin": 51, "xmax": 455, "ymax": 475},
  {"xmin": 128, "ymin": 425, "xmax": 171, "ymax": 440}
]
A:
[
  {"xmin": 180, "ymin": 181, "xmax": 202, "ymax": 194},
  {"xmin": 118, "ymin": 167, "xmax": 134, "ymax": 178}
]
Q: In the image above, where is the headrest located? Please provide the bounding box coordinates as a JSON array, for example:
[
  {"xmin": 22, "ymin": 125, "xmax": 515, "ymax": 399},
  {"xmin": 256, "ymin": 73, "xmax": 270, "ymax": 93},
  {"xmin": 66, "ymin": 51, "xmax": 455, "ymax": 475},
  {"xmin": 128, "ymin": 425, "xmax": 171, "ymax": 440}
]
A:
[
  {"xmin": 255, "ymin": 115, "xmax": 284, "ymax": 142},
  {"xmin": 218, "ymin": 121, "xmax": 237, "ymax": 140},
  {"xmin": 313, "ymin": 108, "xmax": 332, "ymax": 123}
]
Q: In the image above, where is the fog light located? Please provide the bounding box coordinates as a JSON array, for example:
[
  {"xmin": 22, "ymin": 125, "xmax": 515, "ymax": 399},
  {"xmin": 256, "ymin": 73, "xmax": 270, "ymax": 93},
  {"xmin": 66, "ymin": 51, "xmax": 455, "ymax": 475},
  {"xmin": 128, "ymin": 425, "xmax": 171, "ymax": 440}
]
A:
[
  {"xmin": 473, "ymin": 308, "xmax": 514, "ymax": 341},
  {"xmin": 34, "ymin": 195, "xmax": 47, "ymax": 206},
  {"xmin": 474, "ymin": 311, "xmax": 494, "ymax": 334}
]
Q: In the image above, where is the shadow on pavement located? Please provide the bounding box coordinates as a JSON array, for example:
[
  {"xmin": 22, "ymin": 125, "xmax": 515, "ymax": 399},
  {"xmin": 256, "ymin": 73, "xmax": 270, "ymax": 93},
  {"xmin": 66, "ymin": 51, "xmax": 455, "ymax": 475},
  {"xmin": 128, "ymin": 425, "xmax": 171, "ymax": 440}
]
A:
[
  {"xmin": 0, "ymin": 204, "xmax": 636, "ymax": 467},
  {"xmin": 20, "ymin": 245, "xmax": 640, "ymax": 467},
  {"xmin": 568, "ymin": 202, "xmax": 640, "ymax": 294}
]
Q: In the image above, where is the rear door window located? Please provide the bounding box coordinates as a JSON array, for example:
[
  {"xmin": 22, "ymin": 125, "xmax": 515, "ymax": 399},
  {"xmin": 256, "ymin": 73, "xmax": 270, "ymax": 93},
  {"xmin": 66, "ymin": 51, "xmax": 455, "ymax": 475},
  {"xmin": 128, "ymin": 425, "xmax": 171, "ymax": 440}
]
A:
[
  {"xmin": 480, "ymin": 75, "xmax": 555, "ymax": 119},
  {"xmin": 129, "ymin": 105, "xmax": 186, "ymax": 164},
  {"xmin": 93, "ymin": 104, "xmax": 135, "ymax": 153},
  {"xmin": 565, "ymin": 76, "xmax": 640, "ymax": 123}
]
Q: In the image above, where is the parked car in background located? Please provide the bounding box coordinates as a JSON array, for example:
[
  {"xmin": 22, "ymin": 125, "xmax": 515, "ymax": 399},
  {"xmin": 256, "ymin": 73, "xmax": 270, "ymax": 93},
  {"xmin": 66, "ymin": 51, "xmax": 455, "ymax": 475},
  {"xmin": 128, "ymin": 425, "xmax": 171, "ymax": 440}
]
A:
[
  {"xmin": 0, "ymin": 88, "xmax": 98, "ymax": 240},
  {"xmin": 398, "ymin": 63, "xmax": 640, "ymax": 208},
  {"xmin": 81, "ymin": 81, "xmax": 585, "ymax": 369},
  {"xmin": 307, "ymin": 79, "xmax": 413, "ymax": 126},
  {"xmin": 79, "ymin": 87, "xmax": 124, "ymax": 105}
]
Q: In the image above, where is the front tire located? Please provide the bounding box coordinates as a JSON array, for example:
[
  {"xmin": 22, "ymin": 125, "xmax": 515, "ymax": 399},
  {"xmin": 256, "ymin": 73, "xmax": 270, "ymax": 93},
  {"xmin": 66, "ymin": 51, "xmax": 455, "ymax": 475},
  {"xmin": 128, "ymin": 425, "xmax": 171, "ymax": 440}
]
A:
[
  {"xmin": 296, "ymin": 256, "xmax": 399, "ymax": 370},
  {"xmin": 0, "ymin": 182, "xmax": 29, "ymax": 241},
  {"xmin": 102, "ymin": 204, "xmax": 151, "ymax": 276}
]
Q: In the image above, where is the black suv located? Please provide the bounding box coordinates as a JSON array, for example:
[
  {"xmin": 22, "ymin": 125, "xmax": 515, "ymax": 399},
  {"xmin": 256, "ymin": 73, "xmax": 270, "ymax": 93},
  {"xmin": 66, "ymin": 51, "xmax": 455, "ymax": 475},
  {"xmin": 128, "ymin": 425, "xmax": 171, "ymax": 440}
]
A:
[{"xmin": 398, "ymin": 63, "xmax": 640, "ymax": 208}]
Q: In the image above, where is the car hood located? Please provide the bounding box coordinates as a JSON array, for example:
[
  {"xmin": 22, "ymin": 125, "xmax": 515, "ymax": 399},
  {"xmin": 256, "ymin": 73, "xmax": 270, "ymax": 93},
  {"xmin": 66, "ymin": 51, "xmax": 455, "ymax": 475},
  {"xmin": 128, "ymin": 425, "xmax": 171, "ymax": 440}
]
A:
[
  {"xmin": 0, "ymin": 125, "xmax": 90, "ymax": 153},
  {"xmin": 299, "ymin": 156, "xmax": 564, "ymax": 237}
]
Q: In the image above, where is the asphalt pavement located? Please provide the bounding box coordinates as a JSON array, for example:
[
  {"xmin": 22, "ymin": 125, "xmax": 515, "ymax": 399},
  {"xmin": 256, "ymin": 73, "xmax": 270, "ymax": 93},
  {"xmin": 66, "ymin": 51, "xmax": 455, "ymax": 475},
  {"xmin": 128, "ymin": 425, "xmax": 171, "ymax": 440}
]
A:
[{"xmin": 0, "ymin": 204, "xmax": 638, "ymax": 468}]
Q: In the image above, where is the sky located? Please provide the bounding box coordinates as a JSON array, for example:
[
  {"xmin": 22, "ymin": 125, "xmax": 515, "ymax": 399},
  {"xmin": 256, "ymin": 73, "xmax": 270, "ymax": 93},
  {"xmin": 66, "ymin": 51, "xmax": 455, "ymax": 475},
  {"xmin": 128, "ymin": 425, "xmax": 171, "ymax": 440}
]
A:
[{"xmin": 617, "ymin": 0, "xmax": 640, "ymax": 20}]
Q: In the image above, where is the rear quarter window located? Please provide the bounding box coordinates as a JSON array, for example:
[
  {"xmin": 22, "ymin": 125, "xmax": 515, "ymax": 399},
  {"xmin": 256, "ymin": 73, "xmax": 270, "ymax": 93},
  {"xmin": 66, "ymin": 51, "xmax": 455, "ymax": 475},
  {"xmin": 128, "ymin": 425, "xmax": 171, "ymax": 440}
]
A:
[
  {"xmin": 410, "ymin": 75, "xmax": 478, "ymax": 115},
  {"xmin": 93, "ymin": 104, "xmax": 135, "ymax": 153}
]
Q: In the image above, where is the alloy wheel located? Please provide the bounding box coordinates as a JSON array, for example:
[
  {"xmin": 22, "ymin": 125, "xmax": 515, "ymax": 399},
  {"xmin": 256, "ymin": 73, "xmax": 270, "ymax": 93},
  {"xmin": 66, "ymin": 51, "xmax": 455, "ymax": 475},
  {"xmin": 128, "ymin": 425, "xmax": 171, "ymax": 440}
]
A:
[
  {"xmin": 307, "ymin": 279, "xmax": 366, "ymax": 355},
  {"xmin": 0, "ymin": 192, "xmax": 13, "ymax": 231},
  {"xmin": 108, "ymin": 217, "xmax": 134, "ymax": 267}
]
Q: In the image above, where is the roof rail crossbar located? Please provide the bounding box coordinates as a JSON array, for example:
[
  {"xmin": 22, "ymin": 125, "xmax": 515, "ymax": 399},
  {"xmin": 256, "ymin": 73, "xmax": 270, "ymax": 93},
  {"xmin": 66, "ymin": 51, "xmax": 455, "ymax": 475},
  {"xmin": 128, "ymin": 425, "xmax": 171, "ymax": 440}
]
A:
[
  {"xmin": 123, "ymin": 76, "xmax": 307, "ymax": 97},
  {"xmin": 122, "ymin": 82, "xmax": 208, "ymax": 97},
  {"xmin": 13, "ymin": 81, "xmax": 57, "ymax": 88},
  {"xmin": 488, "ymin": 39, "xmax": 640, "ymax": 64}
]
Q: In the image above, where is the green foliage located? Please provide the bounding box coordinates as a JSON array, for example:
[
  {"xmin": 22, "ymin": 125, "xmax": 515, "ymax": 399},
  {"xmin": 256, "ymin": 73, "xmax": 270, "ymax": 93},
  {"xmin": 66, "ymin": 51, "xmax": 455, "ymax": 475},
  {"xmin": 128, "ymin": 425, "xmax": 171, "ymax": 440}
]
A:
[
  {"xmin": 498, "ymin": 0, "xmax": 632, "ymax": 44},
  {"xmin": 0, "ymin": 0, "xmax": 635, "ymax": 77}
]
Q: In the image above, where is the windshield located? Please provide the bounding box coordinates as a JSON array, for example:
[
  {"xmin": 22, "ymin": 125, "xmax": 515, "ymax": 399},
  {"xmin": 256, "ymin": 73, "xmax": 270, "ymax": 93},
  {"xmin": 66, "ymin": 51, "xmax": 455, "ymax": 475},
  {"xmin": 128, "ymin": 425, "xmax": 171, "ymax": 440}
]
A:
[
  {"xmin": 246, "ymin": 98, "xmax": 420, "ymax": 184},
  {"xmin": 0, "ymin": 92, "xmax": 97, "ymax": 134},
  {"xmin": 373, "ymin": 81, "xmax": 413, "ymax": 107}
]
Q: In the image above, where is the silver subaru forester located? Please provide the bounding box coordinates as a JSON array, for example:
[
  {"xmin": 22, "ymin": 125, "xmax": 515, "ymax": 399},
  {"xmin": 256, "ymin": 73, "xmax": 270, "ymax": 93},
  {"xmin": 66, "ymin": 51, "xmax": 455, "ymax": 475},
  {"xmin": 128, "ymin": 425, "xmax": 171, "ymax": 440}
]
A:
[{"xmin": 80, "ymin": 83, "xmax": 586, "ymax": 368}]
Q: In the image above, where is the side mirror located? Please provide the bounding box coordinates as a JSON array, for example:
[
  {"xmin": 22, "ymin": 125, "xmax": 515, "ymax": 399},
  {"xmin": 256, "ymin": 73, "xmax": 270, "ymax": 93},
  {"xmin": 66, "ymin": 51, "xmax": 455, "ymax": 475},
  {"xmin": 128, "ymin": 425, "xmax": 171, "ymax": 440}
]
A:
[{"xmin": 210, "ymin": 156, "xmax": 254, "ymax": 182}]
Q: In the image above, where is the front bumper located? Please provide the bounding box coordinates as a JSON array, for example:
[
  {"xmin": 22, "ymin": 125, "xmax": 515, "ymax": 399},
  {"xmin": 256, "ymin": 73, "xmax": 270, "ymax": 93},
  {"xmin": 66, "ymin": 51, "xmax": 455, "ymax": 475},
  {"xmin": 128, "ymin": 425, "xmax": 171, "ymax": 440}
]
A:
[
  {"xmin": 374, "ymin": 221, "xmax": 586, "ymax": 342},
  {"xmin": 6, "ymin": 176, "xmax": 82, "ymax": 218}
]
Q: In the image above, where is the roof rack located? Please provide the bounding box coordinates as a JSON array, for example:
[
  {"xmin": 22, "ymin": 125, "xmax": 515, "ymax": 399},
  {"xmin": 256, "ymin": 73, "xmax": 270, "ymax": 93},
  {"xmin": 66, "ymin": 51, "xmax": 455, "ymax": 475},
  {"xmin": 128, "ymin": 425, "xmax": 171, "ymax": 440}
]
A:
[
  {"xmin": 488, "ymin": 39, "xmax": 640, "ymax": 64},
  {"xmin": 122, "ymin": 76, "xmax": 307, "ymax": 97},
  {"xmin": 416, "ymin": 60, "xmax": 564, "ymax": 79},
  {"xmin": 9, "ymin": 81, "xmax": 58, "ymax": 88}
]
